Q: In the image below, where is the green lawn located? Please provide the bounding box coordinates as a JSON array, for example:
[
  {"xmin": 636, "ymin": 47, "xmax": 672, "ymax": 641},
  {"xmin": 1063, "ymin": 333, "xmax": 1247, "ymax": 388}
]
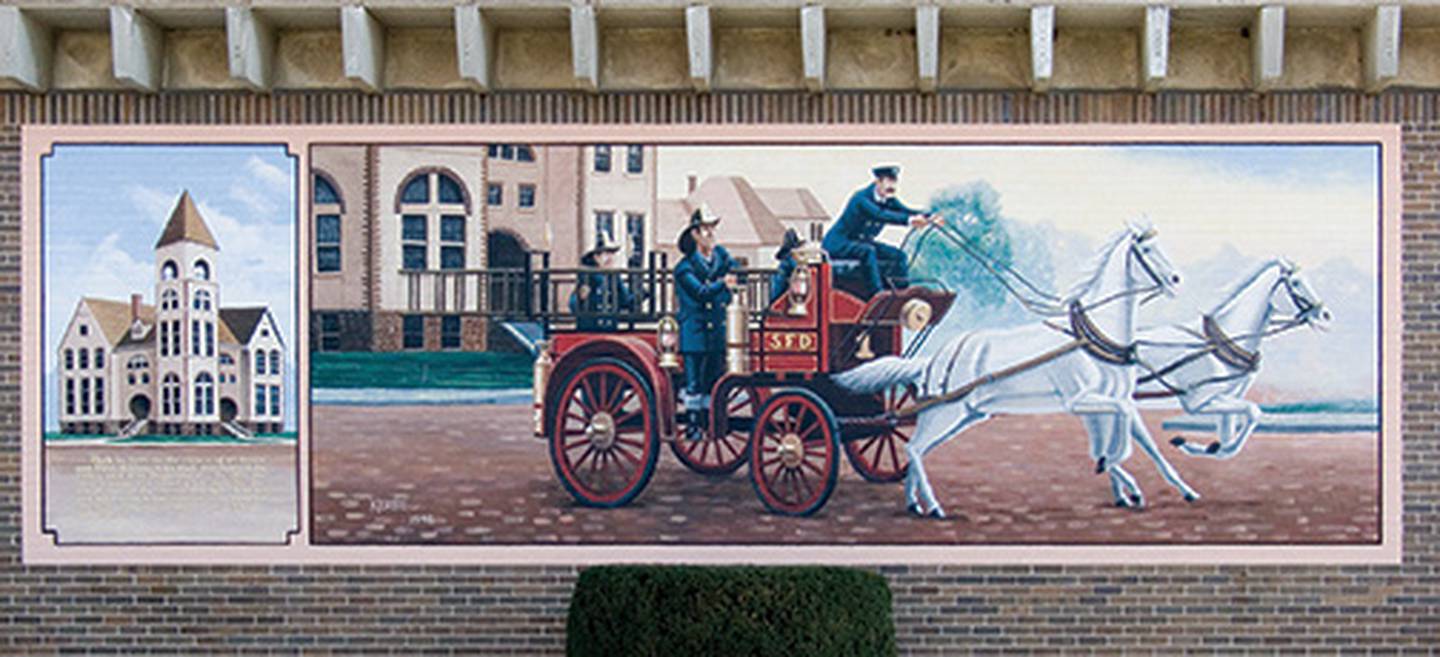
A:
[{"xmin": 310, "ymin": 351, "xmax": 533, "ymax": 389}]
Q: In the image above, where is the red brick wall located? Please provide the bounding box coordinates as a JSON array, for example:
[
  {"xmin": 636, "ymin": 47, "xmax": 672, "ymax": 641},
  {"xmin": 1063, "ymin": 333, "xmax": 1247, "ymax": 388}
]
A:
[{"xmin": 2, "ymin": 91, "xmax": 1437, "ymax": 653}]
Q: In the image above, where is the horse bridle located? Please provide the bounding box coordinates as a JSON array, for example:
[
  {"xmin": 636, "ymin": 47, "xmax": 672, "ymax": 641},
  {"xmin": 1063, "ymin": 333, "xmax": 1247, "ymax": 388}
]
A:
[{"xmin": 1128, "ymin": 228, "xmax": 1169, "ymax": 296}]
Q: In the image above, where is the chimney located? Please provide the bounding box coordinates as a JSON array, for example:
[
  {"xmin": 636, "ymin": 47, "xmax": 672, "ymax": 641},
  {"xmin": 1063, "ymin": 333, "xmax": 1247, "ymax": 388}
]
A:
[
  {"xmin": 686, "ymin": 173, "xmax": 698, "ymax": 195},
  {"xmin": 130, "ymin": 294, "xmax": 142, "ymax": 321}
]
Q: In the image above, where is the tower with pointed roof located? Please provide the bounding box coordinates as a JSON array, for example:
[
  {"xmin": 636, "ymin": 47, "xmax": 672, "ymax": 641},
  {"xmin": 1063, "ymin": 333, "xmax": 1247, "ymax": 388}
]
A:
[{"xmin": 56, "ymin": 191, "xmax": 286, "ymax": 438}]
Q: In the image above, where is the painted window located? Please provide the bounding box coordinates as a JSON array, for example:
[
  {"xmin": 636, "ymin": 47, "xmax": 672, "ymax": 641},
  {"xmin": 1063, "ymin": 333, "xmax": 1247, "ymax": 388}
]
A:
[
  {"xmin": 441, "ymin": 215, "xmax": 465, "ymax": 271},
  {"xmin": 487, "ymin": 144, "xmax": 500, "ymax": 158},
  {"xmin": 194, "ymin": 289, "xmax": 212, "ymax": 311},
  {"xmin": 402, "ymin": 214, "xmax": 427, "ymax": 271},
  {"xmin": 317, "ymin": 214, "xmax": 341, "ymax": 272},
  {"xmin": 127, "ymin": 355, "xmax": 148, "ymax": 370},
  {"xmin": 438, "ymin": 174, "xmax": 465, "ymax": 204},
  {"xmin": 269, "ymin": 349, "xmax": 280, "ymax": 375},
  {"xmin": 487, "ymin": 183, "xmax": 503, "ymax": 206},
  {"xmin": 255, "ymin": 384, "xmax": 266, "ymax": 416},
  {"xmin": 206, "ymin": 322, "xmax": 215, "ymax": 357},
  {"xmin": 78, "ymin": 348, "xmax": 88, "ymax": 370},
  {"xmin": 219, "ymin": 354, "xmax": 233, "ymax": 366},
  {"xmin": 594, "ymin": 145, "xmax": 611, "ymax": 173},
  {"xmin": 194, "ymin": 373, "xmax": 214, "ymax": 416},
  {"xmin": 79, "ymin": 325, "xmax": 88, "ymax": 336},
  {"xmin": 80, "ymin": 379, "xmax": 90, "ymax": 415},
  {"xmin": 192, "ymin": 320, "xmax": 202, "ymax": 356},
  {"xmin": 256, "ymin": 350, "xmax": 266, "ymax": 376},
  {"xmin": 193, "ymin": 259, "xmax": 211, "ymax": 281},
  {"xmin": 159, "ymin": 324, "xmax": 168, "ymax": 357},
  {"xmin": 595, "ymin": 211, "xmax": 615, "ymax": 247},
  {"xmin": 441, "ymin": 315, "xmax": 461, "ymax": 350},
  {"xmin": 64, "ymin": 349, "xmax": 73, "ymax": 370},
  {"xmin": 94, "ymin": 377, "xmax": 104, "ymax": 415},
  {"xmin": 403, "ymin": 315, "xmax": 424, "ymax": 350},
  {"xmin": 162, "ymin": 289, "xmax": 178, "ymax": 310},
  {"xmin": 519, "ymin": 185, "xmax": 536, "ymax": 208},
  {"xmin": 626, "ymin": 213, "xmax": 645, "ymax": 264},
  {"xmin": 269, "ymin": 385, "xmax": 281, "ymax": 417},
  {"xmin": 65, "ymin": 378, "xmax": 75, "ymax": 414},
  {"xmin": 94, "ymin": 348, "xmax": 105, "ymax": 369},
  {"xmin": 627, "ymin": 145, "xmax": 644, "ymax": 174},
  {"xmin": 319, "ymin": 313, "xmax": 341, "ymax": 352},
  {"xmin": 161, "ymin": 260, "xmax": 179, "ymax": 280},
  {"xmin": 401, "ymin": 176, "xmax": 429, "ymax": 204},
  {"xmin": 314, "ymin": 175, "xmax": 341, "ymax": 204},
  {"xmin": 399, "ymin": 171, "xmax": 468, "ymax": 273},
  {"xmin": 162, "ymin": 374, "xmax": 181, "ymax": 416},
  {"xmin": 516, "ymin": 145, "xmax": 535, "ymax": 162}
]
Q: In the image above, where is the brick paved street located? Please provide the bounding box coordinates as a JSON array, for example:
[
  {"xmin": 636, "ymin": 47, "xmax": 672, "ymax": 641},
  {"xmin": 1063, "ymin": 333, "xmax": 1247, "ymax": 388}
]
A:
[{"xmin": 311, "ymin": 404, "xmax": 1379, "ymax": 545}]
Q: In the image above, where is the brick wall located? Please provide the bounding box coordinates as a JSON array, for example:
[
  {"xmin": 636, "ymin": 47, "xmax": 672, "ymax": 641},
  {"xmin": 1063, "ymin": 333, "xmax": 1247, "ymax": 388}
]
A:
[{"xmin": 2, "ymin": 91, "xmax": 1437, "ymax": 653}]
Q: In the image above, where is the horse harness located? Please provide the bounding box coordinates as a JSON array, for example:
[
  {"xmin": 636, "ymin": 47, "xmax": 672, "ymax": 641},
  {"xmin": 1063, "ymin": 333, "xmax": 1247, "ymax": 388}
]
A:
[{"xmin": 1133, "ymin": 315, "xmax": 1261, "ymax": 399}]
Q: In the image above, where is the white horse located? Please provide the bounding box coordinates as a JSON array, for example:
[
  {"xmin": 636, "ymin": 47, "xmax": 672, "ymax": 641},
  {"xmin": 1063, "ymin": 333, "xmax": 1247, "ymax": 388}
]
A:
[
  {"xmin": 1133, "ymin": 258, "xmax": 1331, "ymax": 460},
  {"xmin": 837, "ymin": 222, "xmax": 1194, "ymax": 517}
]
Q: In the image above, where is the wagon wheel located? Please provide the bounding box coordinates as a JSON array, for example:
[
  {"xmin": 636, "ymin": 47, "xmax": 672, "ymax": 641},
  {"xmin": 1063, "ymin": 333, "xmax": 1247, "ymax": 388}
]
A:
[
  {"xmin": 748, "ymin": 388, "xmax": 839, "ymax": 517},
  {"xmin": 548, "ymin": 357, "xmax": 658, "ymax": 508},
  {"xmin": 672, "ymin": 386, "xmax": 760, "ymax": 476},
  {"xmin": 843, "ymin": 384, "xmax": 915, "ymax": 483}
]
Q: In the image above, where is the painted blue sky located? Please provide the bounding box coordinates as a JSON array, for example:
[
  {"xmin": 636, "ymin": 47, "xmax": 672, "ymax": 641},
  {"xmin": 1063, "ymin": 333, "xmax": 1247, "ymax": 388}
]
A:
[{"xmin": 42, "ymin": 144, "xmax": 297, "ymax": 430}]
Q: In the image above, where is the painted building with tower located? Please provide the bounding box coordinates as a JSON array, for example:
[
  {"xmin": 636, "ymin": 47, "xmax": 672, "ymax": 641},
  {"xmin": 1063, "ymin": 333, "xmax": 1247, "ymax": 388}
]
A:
[{"xmin": 55, "ymin": 192, "xmax": 286, "ymax": 437}]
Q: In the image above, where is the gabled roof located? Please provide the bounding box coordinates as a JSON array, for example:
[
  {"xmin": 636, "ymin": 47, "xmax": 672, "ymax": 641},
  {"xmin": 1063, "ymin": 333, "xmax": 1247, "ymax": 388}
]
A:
[
  {"xmin": 154, "ymin": 191, "xmax": 219, "ymax": 250},
  {"xmin": 78, "ymin": 297, "xmax": 155, "ymax": 347},
  {"xmin": 658, "ymin": 176, "xmax": 790, "ymax": 250},
  {"xmin": 220, "ymin": 307, "xmax": 268, "ymax": 344},
  {"xmin": 756, "ymin": 187, "xmax": 829, "ymax": 222}
]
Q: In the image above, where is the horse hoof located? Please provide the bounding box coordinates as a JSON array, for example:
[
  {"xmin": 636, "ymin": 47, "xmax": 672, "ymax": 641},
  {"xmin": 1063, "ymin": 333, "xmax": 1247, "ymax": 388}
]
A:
[
  {"xmin": 1206, "ymin": 441, "xmax": 1221, "ymax": 455},
  {"xmin": 927, "ymin": 507, "xmax": 946, "ymax": 520},
  {"xmin": 1169, "ymin": 436, "xmax": 1186, "ymax": 447},
  {"xmin": 1095, "ymin": 457, "xmax": 1107, "ymax": 474},
  {"xmin": 1184, "ymin": 492, "xmax": 1199, "ymax": 503},
  {"xmin": 907, "ymin": 503, "xmax": 924, "ymax": 517},
  {"xmin": 1128, "ymin": 494, "xmax": 1144, "ymax": 509}
]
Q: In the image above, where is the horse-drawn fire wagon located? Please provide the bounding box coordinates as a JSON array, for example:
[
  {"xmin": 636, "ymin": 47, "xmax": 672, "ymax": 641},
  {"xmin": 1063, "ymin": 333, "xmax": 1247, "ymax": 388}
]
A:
[{"xmin": 514, "ymin": 243, "xmax": 953, "ymax": 516}]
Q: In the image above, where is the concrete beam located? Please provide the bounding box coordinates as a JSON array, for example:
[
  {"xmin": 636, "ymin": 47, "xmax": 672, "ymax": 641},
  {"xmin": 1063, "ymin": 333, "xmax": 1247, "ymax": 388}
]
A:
[
  {"xmin": 1142, "ymin": 5, "xmax": 1169, "ymax": 91},
  {"xmin": 109, "ymin": 6, "xmax": 163, "ymax": 92},
  {"xmin": 570, "ymin": 4, "xmax": 598, "ymax": 92},
  {"xmin": 916, "ymin": 5, "xmax": 939, "ymax": 93},
  {"xmin": 454, "ymin": 4, "xmax": 495, "ymax": 91},
  {"xmin": 801, "ymin": 5, "xmax": 825, "ymax": 92},
  {"xmin": 0, "ymin": 7, "xmax": 52, "ymax": 92},
  {"xmin": 685, "ymin": 4, "xmax": 712, "ymax": 92},
  {"xmin": 1252, "ymin": 5, "xmax": 1284, "ymax": 91},
  {"xmin": 1364, "ymin": 5, "xmax": 1401, "ymax": 93},
  {"xmin": 342, "ymin": 5, "xmax": 385, "ymax": 93},
  {"xmin": 1029, "ymin": 5, "xmax": 1054, "ymax": 92},
  {"xmin": 225, "ymin": 7, "xmax": 274, "ymax": 91}
]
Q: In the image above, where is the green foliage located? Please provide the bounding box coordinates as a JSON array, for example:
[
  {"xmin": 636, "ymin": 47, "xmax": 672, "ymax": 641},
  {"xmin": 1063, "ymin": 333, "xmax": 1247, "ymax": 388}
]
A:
[
  {"xmin": 309, "ymin": 351, "xmax": 533, "ymax": 389},
  {"xmin": 566, "ymin": 566, "xmax": 896, "ymax": 657}
]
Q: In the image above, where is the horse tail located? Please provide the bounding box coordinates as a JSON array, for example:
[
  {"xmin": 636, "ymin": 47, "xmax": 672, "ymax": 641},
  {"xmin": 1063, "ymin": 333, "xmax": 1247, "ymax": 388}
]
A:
[{"xmin": 833, "ymin": 355, "xmax": 925, "ymax": 394}]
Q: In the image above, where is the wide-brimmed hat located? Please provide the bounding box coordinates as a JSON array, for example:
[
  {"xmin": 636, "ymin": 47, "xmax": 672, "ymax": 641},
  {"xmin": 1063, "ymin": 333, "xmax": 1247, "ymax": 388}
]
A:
[
  {"xmin": 581, "ymin": 233, "xmax": 621, "ymax": 265},
  {"xmin": 677, "ymin": 204, "xmax": 721, "ymax": 255},
  {"xmin": 871, "ymin": 164, "xmax": 901, "ymax": 180},
  {"xmin": 774, "ymin": 227, "xmax": 806, "ymax": 260}
]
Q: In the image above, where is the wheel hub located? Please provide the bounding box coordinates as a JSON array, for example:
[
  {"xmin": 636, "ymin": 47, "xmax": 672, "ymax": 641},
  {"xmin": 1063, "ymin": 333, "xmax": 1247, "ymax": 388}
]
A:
[
  {"xmin": 778, "ymin": 433, "xmax": 804, "ymax": 468},
  {"xmin": 586, "ymin": 411, "xmax": 616, "ymax": 449}
]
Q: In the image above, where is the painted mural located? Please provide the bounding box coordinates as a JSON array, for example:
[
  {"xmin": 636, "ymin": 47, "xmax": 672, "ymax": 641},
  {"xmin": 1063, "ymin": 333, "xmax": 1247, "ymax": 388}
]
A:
[{"xmin": 306, "ymin": 138, "xmax": 1390, "ymax": 548}]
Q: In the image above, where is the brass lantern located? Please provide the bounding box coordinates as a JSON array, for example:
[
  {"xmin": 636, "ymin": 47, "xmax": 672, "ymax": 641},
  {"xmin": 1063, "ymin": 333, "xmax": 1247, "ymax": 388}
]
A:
[
  {"xmin": 787, "ymin": 264, "xmax": 812, "ymax": 317},
  {"xmin": 657, "ymin": 315, "xmax": 681, "ymax": 370},
  {"xmin": 532, "ymin": 340, "xmax": 553, "ymax": 437}
]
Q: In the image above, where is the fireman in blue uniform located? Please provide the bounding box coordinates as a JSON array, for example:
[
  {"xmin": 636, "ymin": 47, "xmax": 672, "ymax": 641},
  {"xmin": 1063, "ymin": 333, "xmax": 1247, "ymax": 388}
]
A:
[
  {"xmin": 821, "ymin": 164, "xmax": 936, "ymax": 297},
  {"xmin": 569, "ymin": 235, "xmax": 635, "ymax": 331},
  {"xmin": 770, "ymin": 228, "xmax": 805, "ymax": 305},
  {"xmin": 674, "ymin": 206, "xmax": 738, "ymax": 440}
]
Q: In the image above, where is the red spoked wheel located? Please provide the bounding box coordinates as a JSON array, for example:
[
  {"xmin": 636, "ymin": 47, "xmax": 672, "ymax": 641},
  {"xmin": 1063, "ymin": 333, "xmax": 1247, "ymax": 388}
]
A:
[
  {"xmin": 671, "ymin": 386, "xmax": 761, "ymax": 476},
  {"xmin": 548, "ymin": 357, "xmax": 658, "ymax": 508},
  {"xmin": 843, "ymin": 384, "xmax": 915, "ymax": 483},
  {"xmin": 748, "ymin": 388, "xmax": 839, "ymax": 517}
]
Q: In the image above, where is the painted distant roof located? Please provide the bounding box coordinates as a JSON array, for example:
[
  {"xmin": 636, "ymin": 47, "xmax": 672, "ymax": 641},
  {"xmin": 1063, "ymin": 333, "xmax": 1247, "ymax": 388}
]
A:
[
  {"xmin": 658, "ymin": 176, "xmax": 792, "ymax": 249},
  {"xmin": 220, "ymin": 307, "xmax": 268, "ymax": 344},
  {"xmin": 79, "ymin": 297, "xmax": 154, "ymax": 347},
  {"xmin": 756, "ymin": 187, "xmax": 829, "ymax": 222},
  {"xmin": 154, "ymin": 190, "xmax": 219, "ymax": 250}
]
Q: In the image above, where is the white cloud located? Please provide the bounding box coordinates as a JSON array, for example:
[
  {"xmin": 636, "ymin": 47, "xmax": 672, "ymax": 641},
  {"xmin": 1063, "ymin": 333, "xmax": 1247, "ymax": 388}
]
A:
[
  {"xmin": 229, "ymin": 181, "xmax": 276, "ymax": 216},
  {"xmin": 126, "ymin": 185, "xmax": 178, "ymax": 225},
  {"xmin": 245, "ymin": 155, "xmax": 291, "ymax": 193},
  {"xmin": 45, "ymin": 232, "xmax": 153, "ymax": 371}
]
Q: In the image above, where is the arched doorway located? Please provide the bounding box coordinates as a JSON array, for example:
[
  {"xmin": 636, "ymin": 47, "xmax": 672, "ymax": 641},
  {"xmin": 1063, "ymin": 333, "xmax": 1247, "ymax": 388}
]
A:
[
  {"xmin": 129, "ymin": 394, "xmax": 151, "ymax": 420},
  {"xmin": 486, "ymin": 230, "xmax": 529, "ymax": 315},
  {"xmin": 219, "ymin": 398, "xmax": 238, "ymax": 423}
]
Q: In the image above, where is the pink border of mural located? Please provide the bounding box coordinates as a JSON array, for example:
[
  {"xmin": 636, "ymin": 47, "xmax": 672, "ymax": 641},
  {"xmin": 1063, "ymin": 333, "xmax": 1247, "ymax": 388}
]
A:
[{"xmin": 20, "ymin": 124, "xmax": 1403, "ymax": 565}]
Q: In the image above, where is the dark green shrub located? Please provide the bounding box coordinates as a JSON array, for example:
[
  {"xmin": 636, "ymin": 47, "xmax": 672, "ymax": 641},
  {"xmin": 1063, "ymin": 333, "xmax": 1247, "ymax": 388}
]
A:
[{"xmin": 566, "ymin": 565, "xmax": 895, "ymax": 657}]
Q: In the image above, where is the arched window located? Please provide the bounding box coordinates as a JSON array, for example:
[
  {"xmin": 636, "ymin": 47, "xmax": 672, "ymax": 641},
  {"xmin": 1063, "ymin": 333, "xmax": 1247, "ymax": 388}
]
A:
[
  {"xmin": 205, "ymin": 322, "xmax": 215, "ymax": 357},
  {"xmin": 269, "ymin": 349, "xmax": 281, "ymax": 376},
  {"xmin": 219, "ymin": 353, "xmax": 234, "ymax": 366},
  {"xmin": 193, "ymin": 290, "xmax": 212, "ymax": 311},
  {"xmin": 161, "ymin": 261, "xmax": 179, "ymax": 281},
  {"xmin": 162, "ymin": 374, "xmax": 181, "ymax": 416},
  {"xmin": 314, "ymin": 174, "xmax": 341, "ymax": 205},
  {"xmin": 127, "ymin": 355, "xmax": 149, "ymax": 370},
  {"xmin": 193, "ymin": 259, "xmax": 211, "ymax": 281},
  {"xmin": 64, "ymin": 349, "xmax": 73, "ymax": 370},
  {"xmin": 94, "ymin": 348, "xmax": 104, "ymax": 369},
  {"xmin": 256, "ymin": 350, "xmax": 266, "ymax": 376},
  {"xmin": 78, "ymin": 348, "xmax": 88, "ymax": 369},
  {"xmin": 193, "ymin": 372, "xmax": 214, "ymax": 416},
  {"xmin": 397, "ymin": 169, "xmax": 470, "ymax": 272},
  {"xmin": 161, "ymin": 289, "xmax": 179, "ymax": 311}
]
